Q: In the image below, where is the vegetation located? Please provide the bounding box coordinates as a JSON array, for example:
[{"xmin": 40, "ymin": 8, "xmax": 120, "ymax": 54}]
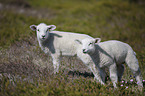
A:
[{"xmin": 0, "ymin": 0, "xmax": 145, "ymax": 95}]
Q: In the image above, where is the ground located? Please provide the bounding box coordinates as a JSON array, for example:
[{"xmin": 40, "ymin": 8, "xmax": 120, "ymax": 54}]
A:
[{"xmin": 0, "ymin": 0, "xmax": 145, "ymax": 95}]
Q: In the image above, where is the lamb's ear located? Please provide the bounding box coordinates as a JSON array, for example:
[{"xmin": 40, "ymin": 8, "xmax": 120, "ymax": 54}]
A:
[
  {"xmin": 95, "ymin": 38, "xmax": 101, "ymax": 44},
  {"xmin": 30, "ymin": 25, "xmax": 37, "ymax": 31},
  {"xmin": 75, "ymin": 39, "xmax": 82, "ymax": 45},
  {"xmin": 48, "ymin": 25, "xmax": 56, "ymax": 31}
]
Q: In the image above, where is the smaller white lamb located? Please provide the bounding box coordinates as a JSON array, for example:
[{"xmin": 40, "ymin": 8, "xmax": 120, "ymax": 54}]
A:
[{"xmin": 75, "ymin": 38, "xmax": 143, "ymax": 88}]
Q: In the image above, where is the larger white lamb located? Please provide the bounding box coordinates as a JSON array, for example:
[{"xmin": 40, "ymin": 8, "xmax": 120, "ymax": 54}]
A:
[
  {"xmin": 75, "ymin": 38, "xmax": 143, "ymax": 88},
  {"xmin": 30, "ymin": 23, "xmax": 106, "ymax": 84}
]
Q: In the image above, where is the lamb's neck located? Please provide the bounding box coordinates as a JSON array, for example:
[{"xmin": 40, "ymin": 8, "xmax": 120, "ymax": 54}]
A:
[
  {"xmin": 38, "ymin": 39, "xmax": 46, "ymax": 49},
  {"xmin": 89, "ymin": 45, "xmax": 102, "ymax": 66},
  {"xmin": 38, "ymin": 39, "xmax": 50, "ymax": 54},
  {"xmin": 90, "ymin": 45, "xmax": 100, "ymax": 58}
]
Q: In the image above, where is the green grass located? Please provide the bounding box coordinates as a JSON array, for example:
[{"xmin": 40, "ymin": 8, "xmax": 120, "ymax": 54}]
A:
[{"xmin": 0, "ymin": 0, "xmax": 145, "ymax": 95}]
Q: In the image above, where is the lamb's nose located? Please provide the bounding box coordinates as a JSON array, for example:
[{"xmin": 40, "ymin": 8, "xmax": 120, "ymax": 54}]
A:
[
  {"xmin": 42, "ymin": 35, "xmax": 45, "ymax": 38},
  {"xmin": 83, "ymin": 49, "xmax": 86, "ymax": 53}
]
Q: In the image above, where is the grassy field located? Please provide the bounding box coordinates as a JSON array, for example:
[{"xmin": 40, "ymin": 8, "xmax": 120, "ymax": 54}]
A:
[{"xmin": 0, "ymin": 0, "xmax": 145, "ymax": 95}]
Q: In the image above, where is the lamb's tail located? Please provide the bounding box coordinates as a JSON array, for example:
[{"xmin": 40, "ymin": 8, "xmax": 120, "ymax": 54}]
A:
[{"xmin": 125, "ymin": 50, "xmax": 143, "ymax": 87}]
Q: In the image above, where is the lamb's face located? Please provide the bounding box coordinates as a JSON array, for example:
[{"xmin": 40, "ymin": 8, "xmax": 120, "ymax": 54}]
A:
[
  {"xmin": 36, "ymin": 23, "xmax": 50, "ymax": 41},
  {"xmin": 30, "ymin": 23, "xmax": 56, "ymax": 41},
  {"xmin": 75, "ymin": 38, "xmax": 101, "ymax": 54},
  {"xmin": 81, "ymin": 38, "xmax": 96, "ymax": 54}
]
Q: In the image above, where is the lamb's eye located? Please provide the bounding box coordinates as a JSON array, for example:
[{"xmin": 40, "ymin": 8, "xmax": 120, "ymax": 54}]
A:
[
  {"xmin": 89, "ymin": 43, "xmax": 92, "ymax": 46},
  {"xmin": 37, "ymin": 29, "xmax": 40, "ymax": 32},
  {"xmin": 46, "ymin": 29, "xmax": 49, "ymax": 32}
]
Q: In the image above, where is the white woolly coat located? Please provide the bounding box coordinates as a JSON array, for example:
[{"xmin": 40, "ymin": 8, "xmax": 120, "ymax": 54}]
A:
[
  {"xmin": 41, "ymin": 31, "xmax": 93, "ymax": 56},
  {"xmin": 91, "ymin": 40, "xmax": 137, "ymax": 68}
]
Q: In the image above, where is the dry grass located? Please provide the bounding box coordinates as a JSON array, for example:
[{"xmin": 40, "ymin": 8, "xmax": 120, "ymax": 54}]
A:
[{"xmin": 0, "ymin": 0, "xmax": 145, "ymax": 95}]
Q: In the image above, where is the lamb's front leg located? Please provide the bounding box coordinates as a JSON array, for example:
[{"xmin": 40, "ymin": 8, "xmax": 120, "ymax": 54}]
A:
[
  {"xmin": 51, "ymin": 54, "xmax": 61, "ymax": 74},
  {"xmin": 77, "ymin": 51, "xmax": 105, "ymax": 85},
  {"xmin": 99, "ymin": 68, "xmax": 106, "ymax": 83}
]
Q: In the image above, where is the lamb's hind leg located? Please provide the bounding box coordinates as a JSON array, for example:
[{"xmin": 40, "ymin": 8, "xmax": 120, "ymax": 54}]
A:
[
  {"xmin": 117, "ymin": 64, "xmax": 124, "ymax": 82},
  {"xmin": 125, "ymin": 52, "xmax": 143, "ymax": 87},
  {"xmin": 109, "ymin": 63, "xmax": 118, "ymax": 88}
]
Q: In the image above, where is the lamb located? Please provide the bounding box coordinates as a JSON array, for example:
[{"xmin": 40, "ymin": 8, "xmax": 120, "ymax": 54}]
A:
[
  {"xmin": 30, "ymin": 23, "xmax": 101, "ymax": 77},
  {"xmin": 75, "ymin": 38, "xmax": 143, "ymax": 87}
]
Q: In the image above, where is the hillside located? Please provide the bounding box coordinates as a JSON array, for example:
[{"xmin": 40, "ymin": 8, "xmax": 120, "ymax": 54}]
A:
[{"xmin": 0, "ymin": 0, "xmax": 145, "ymax": 95}]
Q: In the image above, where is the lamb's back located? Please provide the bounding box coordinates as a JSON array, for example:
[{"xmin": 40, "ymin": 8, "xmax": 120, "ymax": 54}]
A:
[
  {"xmin": 98, "ymin": 40, "xmax": 132, "ymax": 64},
  {"xmin": 49, "ymin": 31, "xmax": 93, "ymax": 56}
]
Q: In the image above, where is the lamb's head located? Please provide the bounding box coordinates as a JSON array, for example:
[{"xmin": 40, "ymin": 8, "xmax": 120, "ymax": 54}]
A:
[
  {"xmin": 30, "ymin": 23, "xmax": 56, "ymax": 41},
  {"xmin": 75, "ymin": 38, "xmax": 101, "ymax": 54}
]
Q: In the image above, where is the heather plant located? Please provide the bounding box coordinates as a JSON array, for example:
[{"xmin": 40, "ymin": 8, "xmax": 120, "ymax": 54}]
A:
[{"xmin": 0, "ymin": 0, "xmax": 145, "ymax": 95}]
